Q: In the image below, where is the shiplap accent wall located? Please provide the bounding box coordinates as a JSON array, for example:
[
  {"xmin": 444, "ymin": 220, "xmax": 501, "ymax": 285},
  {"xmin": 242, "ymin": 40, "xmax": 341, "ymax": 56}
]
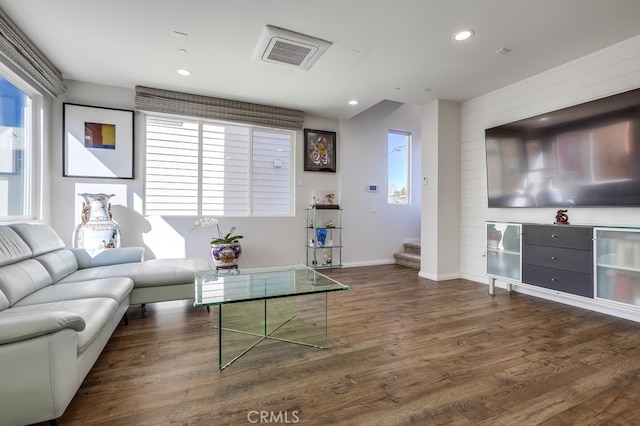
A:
[{"xmin": 459, "ymin": 35, "xmax": 640, "ymax": 285}]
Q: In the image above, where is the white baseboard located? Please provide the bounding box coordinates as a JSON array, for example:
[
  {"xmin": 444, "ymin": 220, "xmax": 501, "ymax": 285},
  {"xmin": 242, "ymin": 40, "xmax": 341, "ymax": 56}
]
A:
[
  {"xmin": 418, "ymin": 271, "xmax": 461, "ymax": 281},
  {"xmin": 341, "ymin": 259, "xmax": 396, "ymax": 268}
]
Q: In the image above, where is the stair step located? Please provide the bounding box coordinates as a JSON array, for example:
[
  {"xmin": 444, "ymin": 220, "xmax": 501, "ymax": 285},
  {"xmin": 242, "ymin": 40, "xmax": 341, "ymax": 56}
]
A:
[
  {"xmin": 393, "ymin": 252, "xmax": 420, "ymax": 269},
  {"xmin": 403, "ymin": 242, "xmax": 421, "ymax": 255}
]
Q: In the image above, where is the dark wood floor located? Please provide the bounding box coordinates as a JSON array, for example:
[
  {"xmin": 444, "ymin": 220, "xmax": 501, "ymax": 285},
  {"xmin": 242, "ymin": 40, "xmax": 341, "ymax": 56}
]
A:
[{"xmin": 46, "ymin": 265, "xmax": 640, "ymax": 425}]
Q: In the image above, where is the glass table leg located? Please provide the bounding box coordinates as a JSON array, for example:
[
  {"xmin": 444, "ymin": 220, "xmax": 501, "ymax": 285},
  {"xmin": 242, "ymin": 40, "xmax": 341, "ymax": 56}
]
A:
[
  {"xmin": 218, "ymin": 300, "xmax": 265, "ymax": 369},
  {"xmin": 216, "ymin": 293, "xmax": 330, "ymax": 369}
]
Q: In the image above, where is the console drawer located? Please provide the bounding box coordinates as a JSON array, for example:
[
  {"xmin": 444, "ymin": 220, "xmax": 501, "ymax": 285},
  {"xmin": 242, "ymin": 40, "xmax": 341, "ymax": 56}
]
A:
[
  {"xmin": 522, "ymin": 264, "xmax": 593, "ymax": 298},
  {"xmin": 523, "ymin": 224, "xmax": 593, "ymax": 250},
  {"xmin": 522, "ymin": 244, "xmax": 593, "ymax": 274}
]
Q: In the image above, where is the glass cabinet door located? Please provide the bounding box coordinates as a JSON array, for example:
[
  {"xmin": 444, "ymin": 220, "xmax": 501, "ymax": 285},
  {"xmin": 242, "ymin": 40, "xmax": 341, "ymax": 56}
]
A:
[
  {"xmin": 486, "ymin": 222, "xmax": 522, "ymax": 282},
  {"xmin": 595, "ymin": 228, "xmax": 640, "ymax": 307}
]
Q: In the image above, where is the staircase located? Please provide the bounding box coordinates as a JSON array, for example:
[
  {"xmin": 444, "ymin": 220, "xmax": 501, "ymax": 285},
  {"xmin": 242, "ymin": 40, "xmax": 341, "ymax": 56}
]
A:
[{"xmin": 393, "ymin": 242, "xmax": 420, "ymax": 269}]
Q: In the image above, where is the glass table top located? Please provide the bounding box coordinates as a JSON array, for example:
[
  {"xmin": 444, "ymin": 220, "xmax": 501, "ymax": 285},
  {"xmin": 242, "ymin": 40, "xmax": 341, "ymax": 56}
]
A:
[{"xmin": 194, "ymin": 264, "xmax": 348, "ymax": 307}]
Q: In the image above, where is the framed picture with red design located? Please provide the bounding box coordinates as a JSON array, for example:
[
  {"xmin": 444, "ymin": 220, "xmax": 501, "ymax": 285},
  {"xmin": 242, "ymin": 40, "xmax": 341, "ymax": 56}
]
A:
[{"xmin": 63, "ymin": 103, "xmax": 134, "ymax": 178}]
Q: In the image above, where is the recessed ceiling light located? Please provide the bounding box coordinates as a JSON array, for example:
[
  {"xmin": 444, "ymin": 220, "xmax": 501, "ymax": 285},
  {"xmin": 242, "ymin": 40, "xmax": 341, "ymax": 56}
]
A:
[
  {"xmin": 348, "ymin": 100, "xmax": 359, "ymax": 105},
  {"xmin": 177, "ymin": 69, "xmax": 191, "ymax": 76},
  {"xmin": 453, "ymin": 29, "xmax": 475, "ymax": 41}
]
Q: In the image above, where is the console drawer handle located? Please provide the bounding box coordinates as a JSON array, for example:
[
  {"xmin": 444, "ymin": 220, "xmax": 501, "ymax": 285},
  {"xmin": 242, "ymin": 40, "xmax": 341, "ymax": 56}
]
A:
[
  {"xmin": 552, "ymin": 234, "xmax": 558, "ymax": 238},
  {"xmin": 551, "ymin": 278, "xmax": 557, "ymax": 281},
  {"xmin": 551, "ymin": 256, "xmax": 557, "ymax": 260}
]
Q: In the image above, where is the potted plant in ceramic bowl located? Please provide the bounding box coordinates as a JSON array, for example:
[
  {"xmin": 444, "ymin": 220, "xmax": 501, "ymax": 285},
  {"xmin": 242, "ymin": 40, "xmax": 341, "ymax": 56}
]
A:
[{"xmin": 193, "ymin": 217, "xmax": 244, "ymax": 269}]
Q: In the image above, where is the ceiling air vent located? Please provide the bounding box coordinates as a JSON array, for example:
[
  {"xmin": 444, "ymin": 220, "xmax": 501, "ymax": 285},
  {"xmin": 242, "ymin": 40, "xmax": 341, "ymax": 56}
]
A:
[{"xmin": 254, "ymin": 25, "xmax": 331, "ymax": 71}]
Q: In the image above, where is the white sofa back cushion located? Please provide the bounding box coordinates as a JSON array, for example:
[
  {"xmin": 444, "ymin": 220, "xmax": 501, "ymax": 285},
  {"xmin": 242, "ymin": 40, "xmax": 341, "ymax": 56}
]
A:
[
  {"xmin": 36, "ymin": 249, "xmax": 79, "ymax": 282},
  {"xmin": 0, "ymin": 259, "xmax": 53, "ymax": 309},
  {"xmin": 9, "ymin": 222, "xmax": 66, "ymax": 256},
  {"xmin": 0, "ymin": 226, "xmax": 32, "ymax": 267}
]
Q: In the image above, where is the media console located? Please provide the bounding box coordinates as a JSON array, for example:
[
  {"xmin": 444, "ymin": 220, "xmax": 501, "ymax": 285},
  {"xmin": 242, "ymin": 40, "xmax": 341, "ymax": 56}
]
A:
[{"xmin": 486, "ymin": 222, "xmax": 640, "ymax": 322}]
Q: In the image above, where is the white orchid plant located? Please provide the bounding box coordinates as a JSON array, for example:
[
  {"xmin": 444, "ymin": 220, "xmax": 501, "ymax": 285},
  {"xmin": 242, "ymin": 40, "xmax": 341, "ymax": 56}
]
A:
[{"xmin": 192, "ymin": 217, "xmax": 244, "ymax": 245}]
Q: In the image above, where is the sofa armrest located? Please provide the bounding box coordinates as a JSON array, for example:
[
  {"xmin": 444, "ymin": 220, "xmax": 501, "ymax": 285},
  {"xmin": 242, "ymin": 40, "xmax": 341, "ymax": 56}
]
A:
[
  {"xmin": 0, "ymin": 311, "xmax": 86, "ymax": 344},
  {"xmin": 70, "ymin": 247, "xmax": 145, "ymax": 269}
]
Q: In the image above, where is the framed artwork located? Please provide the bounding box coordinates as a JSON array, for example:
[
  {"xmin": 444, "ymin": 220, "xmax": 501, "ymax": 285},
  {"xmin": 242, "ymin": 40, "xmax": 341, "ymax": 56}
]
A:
[
  {"xmin": 63, "ymin": 103, "xmax": 134, "ymax": 178},
  {"xmin": 304, "ymin": 128, "xmax": 336, "ymax": 172}
]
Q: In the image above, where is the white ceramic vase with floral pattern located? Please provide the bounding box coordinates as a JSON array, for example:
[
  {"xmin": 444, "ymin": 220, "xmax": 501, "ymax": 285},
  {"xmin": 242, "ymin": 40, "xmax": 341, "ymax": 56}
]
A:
[{"xmin": 72, "ymin": 193, "xmax": 121, "ymax": 249}]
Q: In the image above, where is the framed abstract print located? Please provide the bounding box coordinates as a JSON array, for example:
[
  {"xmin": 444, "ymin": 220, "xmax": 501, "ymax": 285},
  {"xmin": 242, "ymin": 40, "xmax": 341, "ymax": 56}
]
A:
[{"xmin": 63, "ymin": 103, "xmax": 134, "ymax": 178}]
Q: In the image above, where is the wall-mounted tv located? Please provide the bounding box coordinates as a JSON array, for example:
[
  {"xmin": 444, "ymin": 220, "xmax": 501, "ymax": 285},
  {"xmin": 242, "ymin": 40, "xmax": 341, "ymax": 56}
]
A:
[{"xmin": 485, "ymin": 88, "xmax": 640, "ymax": 207}]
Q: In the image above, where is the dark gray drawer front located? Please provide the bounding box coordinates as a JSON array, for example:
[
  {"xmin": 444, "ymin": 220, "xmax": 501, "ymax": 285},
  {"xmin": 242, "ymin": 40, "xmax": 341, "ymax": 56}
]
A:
[
  {"xmin": 522, "ymin": 264, "xmax": 593, "ymax": 298},
  {"xmin": 522, "ymin": 244, "xmax": 593, "ymax": 273},
  {"xmin": 523, "ymin": 224, "xmax": 593, "ymax": 250}
]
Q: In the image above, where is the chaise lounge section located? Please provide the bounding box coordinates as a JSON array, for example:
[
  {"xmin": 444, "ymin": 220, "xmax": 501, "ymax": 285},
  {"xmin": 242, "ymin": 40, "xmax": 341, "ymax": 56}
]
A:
[{"xmin": 0, "ymin": 222, "xmax": 210, "ymax": 425}]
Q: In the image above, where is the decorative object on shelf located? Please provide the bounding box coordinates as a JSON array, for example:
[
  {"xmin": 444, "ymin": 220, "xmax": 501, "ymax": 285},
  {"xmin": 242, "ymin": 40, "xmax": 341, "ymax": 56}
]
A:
[
  {"xmin": 192, "ymin": 217, "xmax": 243, "ymax": 269},
  {"xmin": 303, "ymin": 128, "xmax": 337, "ymax": 172},
  {"xmin": 63, "ymin": 103, "xmax": 135, "ymax": 179},
  {"xmin": 323, "ymin": 249, "xmax": 332, "ymax": 265},
  {"xmin": 305, "ymin": 206, "xmax": 342, "ymax": 270},
  {"xmin": 554, "ymin": 209, "xmax": 570, "ymax": 224},
  {"xmin": 316, "ymin": 228, "xmax": 328, "ymax": 246},
  {"xmin": 72, "ymin": 193, "xmax": 121, "ymax": 249},
  {"xmin": 311, "ymin": 190, "xmax": 339, "ymax": 208}
]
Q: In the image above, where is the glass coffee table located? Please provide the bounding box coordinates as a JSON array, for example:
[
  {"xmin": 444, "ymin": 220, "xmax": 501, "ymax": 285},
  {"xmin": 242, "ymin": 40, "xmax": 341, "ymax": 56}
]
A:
[{"xmin": 194, "ymin": 265, "xmax": 348, "ymax": 369}]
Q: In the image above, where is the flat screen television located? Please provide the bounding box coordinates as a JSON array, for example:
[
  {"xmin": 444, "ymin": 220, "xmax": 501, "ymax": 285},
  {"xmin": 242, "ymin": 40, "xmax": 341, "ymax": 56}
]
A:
[{"xmin": 485, "ymin": 88, "xmax": 640, "ymax": 207}]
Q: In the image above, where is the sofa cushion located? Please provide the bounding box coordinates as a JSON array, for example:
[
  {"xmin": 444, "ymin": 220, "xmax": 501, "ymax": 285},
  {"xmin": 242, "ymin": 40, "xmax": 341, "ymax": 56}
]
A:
[
  {"xmin": 6, "ymin": 298, "xmax": 119, "ymax": 355},
  {"xmin": 71, "ymin": 247, "xmax": 144, "ymax": 269},
  {"xmin": 0, "ymin": 259, "xmax": 53, "ymax": 308},
  {"xmin": 35, "ymin": 249, "xmax": 79, "ymax": 283},
  {"xmin": 59, "ymin": 258, "xmax": 211, "ymax": 288},
  {"xmin": 9, "ymin": 223, "xmax": 65, "ymax": 256},
  {"xmin": 0, "ymin": 290, "xmax": 9, "ymax": 311},
  {"xmin": 13, "ymin": 277, "xmax": 134, "ymax": 307},
  {"xmin": 0, "ymin": 226, "xmax": 32, "ymax": 267},
  {"xmin": 128, "ymin": 258, "xmax": 211, "ymax": 287}
]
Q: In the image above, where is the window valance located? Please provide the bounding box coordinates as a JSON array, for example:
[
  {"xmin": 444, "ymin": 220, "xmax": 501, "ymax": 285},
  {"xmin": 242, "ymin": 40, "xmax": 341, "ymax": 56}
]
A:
[
  {"xmin": 135, "ymin": 86, "xmax": 304, "ymax": 131},
  {"xmin": 0, "ymin": 8, "xmax": 65, "ymax": 97}
]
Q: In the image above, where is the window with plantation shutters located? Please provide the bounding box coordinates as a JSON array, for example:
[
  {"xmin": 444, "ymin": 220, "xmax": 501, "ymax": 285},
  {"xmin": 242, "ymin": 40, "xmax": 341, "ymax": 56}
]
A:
[{"xmin": 144, "ymin": 114, "xmax": 293, "ymax": 216}]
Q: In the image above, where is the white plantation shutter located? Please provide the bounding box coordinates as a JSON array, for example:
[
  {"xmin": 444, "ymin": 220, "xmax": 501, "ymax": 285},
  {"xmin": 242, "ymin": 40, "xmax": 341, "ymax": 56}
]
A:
[
  {"xmin": 202, "ymin": 123, "xmax": 250, "ymax": 216},
  {"xmin": 144, "ymin": 114, "xmax": 294, "ymax": 216},
  {"xmin": 145, "ymin": 117, "xmax": 200, "ymax": 215},
  {"xmin": 252, "ymin": 130, "xmax": 292, "ymax": 215}
]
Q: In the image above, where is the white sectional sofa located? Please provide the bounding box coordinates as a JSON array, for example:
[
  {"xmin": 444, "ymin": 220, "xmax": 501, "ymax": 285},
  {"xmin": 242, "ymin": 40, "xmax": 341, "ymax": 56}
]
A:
[{"xmin": 0, "ymin": 222, "xmax": 210, "ymax": 426}]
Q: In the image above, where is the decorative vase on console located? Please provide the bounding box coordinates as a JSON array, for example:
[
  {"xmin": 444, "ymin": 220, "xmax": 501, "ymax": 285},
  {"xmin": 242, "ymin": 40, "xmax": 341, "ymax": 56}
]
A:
[{"xmin": 72, "ymin": 193, "xmax": 121, "ymax": 249}]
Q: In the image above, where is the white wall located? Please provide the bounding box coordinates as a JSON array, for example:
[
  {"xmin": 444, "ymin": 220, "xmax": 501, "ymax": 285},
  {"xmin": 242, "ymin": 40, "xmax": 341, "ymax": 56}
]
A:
[
  {"xmin": 460, "ymin": 34, "xmax": 640, "ymax": 284},
  {"xmin": 49, "ymin": 82, "xmax": 422, "ymax": 267},
  {"xmin": 339, "ymin": 100, "xmax": 422, "ymax": 266},
  {"xmin": 420, "ymin": 100, "xmax": 461, "ymax": 281}
]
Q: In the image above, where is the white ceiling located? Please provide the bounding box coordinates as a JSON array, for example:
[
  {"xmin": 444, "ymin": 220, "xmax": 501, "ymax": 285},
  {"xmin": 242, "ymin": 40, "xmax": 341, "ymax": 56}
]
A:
[{"xmin": 2, "ymin": 0, "xmax": 640, "ymax": 119}]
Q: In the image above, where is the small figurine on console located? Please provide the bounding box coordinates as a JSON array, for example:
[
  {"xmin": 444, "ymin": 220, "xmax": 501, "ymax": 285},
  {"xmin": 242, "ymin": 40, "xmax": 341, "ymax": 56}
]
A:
[{"xmin": 554, "ymin": 209, "xmax": 569, "ymax": 225}]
